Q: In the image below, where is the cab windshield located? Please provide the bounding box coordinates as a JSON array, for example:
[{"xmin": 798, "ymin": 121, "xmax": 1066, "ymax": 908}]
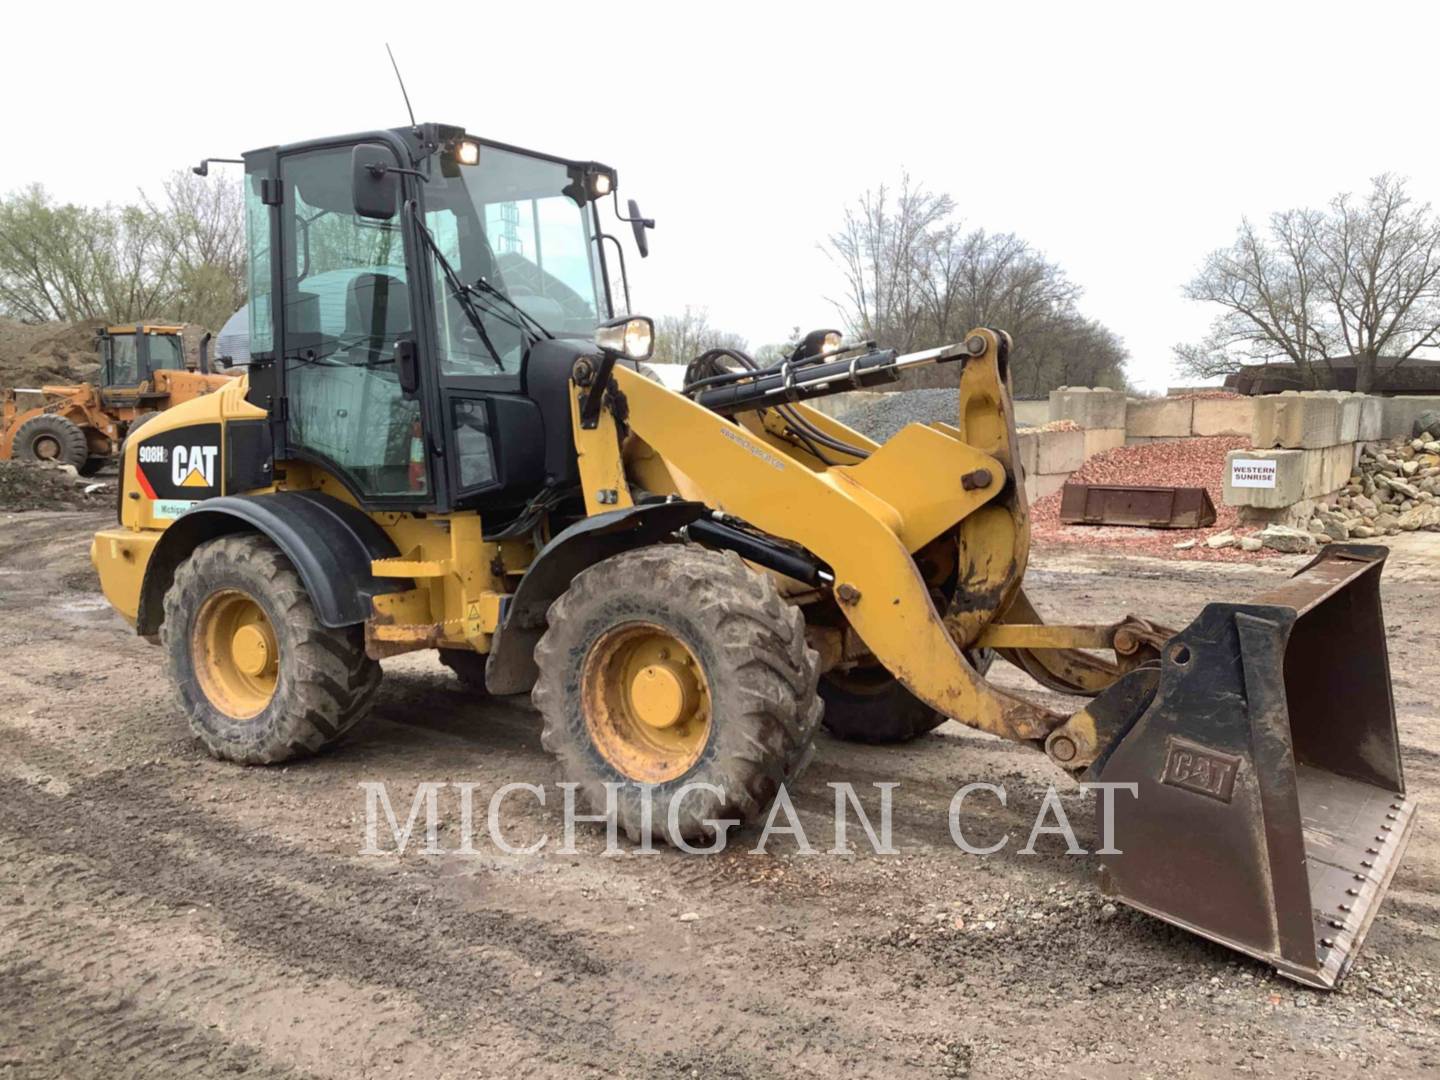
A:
[{"xmin": 423, "ymin": 145, "xmax": 609, "ymax": 374}]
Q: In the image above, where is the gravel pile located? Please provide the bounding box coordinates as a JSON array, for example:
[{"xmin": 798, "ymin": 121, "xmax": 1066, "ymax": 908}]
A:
[
  {"xmin": 841, "ymin": 390, "xmax": 960, "ymax": 441},
  {"xmin": 1029, "ymin": 436, "xmax": 1272, "ymax": 561},
  {"xmin": 842, "ymin": 391, "xmax": 1083, "ymax": 441}
]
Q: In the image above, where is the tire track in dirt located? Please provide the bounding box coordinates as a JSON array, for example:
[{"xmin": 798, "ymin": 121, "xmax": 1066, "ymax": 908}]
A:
[
  {"xmin": 0, "ymin": 740, "xmax": 948, "ymax": 1079},
  {"xmin": 0, "ymin": 961, "xmax": 319, "ymax": 1080},
  {"xmin": 1, "ymin": 836, "xmax": 555, "ymax": 1078}
]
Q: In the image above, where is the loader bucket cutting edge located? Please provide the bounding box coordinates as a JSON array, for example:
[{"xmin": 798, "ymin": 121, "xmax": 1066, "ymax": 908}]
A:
[{"xmin": 1091, "ymin": 544, "xmax": 1416, "ymax": 988}]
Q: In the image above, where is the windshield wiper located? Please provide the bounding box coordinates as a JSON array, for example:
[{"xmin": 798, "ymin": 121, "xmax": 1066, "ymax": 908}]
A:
[
  {"xmin": 409, "ymin": 206, "xmax": 510, "ymax": 370},
  {"xmin": 469, "ymin": 275, "xmax": 554, "ymax": 342}
]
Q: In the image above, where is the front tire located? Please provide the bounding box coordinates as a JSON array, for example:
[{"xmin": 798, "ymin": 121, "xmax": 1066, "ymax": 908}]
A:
[
  {"xmin": 13, "ymin": 414, "xmax": 88, "ymax": 470},
  {"xmin": 161, "ymin": 534, "xmax": 382, "ymax": 764},
  {"xmin": 533, "ymin": 545, "xmax": 822, "ymax": 845}
]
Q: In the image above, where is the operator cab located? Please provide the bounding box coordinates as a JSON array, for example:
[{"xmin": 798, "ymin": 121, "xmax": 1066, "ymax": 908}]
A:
[
  {"xmin": 240, "ymin": 122, "xmax": 653, "ymax": 528},
  {"xmin": 98, "ymin": 325, "xmax": 187, "ymax": 399}
]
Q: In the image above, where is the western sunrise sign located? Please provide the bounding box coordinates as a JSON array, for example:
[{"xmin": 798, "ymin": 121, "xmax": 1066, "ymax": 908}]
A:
[{"xmin": 1230, "ymin": 459, "xmax": 1278, "ymax": 488}]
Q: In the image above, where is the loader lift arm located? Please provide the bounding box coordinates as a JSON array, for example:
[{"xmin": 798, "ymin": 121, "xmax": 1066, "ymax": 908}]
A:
[{"xmin": 574, "ymin": 328, "xmax": 1163, "ymax": 757}]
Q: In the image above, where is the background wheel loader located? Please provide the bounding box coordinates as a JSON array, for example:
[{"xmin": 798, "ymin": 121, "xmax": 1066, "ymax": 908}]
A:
[
  {"xmin": 89, "ymin": 121, "xmax": 1416, "ymax": 988},
  {"xmin": 0, "ymin": 324, "xmax": 231, "ymax": 474}
]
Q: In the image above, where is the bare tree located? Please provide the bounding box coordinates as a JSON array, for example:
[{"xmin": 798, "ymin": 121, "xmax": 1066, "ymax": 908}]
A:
[
  {"xmin": 651, "ymin": 306, "xmax": 748, "ymax": 365},
  {"xmin": 1177, "ymin": 175, "xmax": 1440, "ymax": 390},
  {"xmin": 828, "ymin": 175, "xmax": 952, "ymax": 352},
  {"xmin": 146, "ymin": 170, "xmax": 247, "ymax": 331},
  {"xmin": 828, "ymin": 179, "xmax": 1128, "ymax": 393}
]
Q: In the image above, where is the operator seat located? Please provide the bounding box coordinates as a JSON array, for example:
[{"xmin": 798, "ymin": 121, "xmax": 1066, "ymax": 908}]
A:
[{"xmin": 344, "ymin": 273, "xmax": 411, "ymax": 366}]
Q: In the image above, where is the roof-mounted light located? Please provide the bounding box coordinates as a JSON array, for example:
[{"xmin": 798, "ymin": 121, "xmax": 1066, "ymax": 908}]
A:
[{"xmin": 455, "ymin": 138, "xmax": 481, "ymax": 167}]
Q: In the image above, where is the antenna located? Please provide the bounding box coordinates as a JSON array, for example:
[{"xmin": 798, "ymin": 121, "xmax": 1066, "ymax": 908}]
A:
[{"xmin": 386, "ymin": 44, "xmax": 417, "ymax": 128}]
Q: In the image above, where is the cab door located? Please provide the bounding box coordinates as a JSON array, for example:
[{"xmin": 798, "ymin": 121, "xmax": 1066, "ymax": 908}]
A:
[{"xmin": 274, "ymin": 142, "xmax": 432, "ymax": 506}]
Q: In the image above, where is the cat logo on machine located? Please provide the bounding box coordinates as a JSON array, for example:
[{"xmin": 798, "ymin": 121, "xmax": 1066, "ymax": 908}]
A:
[
  {"xmin": 172, "ymin": 445, "xmax": 219, "ymax": 489},
  {"xmin": 133, "ymin": 422, "xmax": 224, "ymax": 504}
]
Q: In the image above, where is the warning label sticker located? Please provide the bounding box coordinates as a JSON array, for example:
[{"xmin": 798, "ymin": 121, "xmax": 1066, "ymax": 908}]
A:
[{"xmin": 1229, "ymin": 459, "xmax": 1277, "ymax": 488}]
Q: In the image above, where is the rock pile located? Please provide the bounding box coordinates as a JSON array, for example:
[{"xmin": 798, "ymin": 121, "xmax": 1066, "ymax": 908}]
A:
[{"xmin": 1322, "ymin": 433, "xmax": 1440, "ymax": 540}]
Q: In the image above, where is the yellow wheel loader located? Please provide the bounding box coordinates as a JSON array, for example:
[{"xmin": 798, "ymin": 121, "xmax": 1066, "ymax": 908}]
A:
[{"xmin": 90, "ymin": 123, "xmax": 1415, "ymax": 988}]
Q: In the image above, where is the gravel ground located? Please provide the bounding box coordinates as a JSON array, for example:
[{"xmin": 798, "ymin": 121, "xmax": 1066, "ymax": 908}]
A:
[{"xmin": 2, "ymin": 511, "xmax": 1438, "ymax": 1078}]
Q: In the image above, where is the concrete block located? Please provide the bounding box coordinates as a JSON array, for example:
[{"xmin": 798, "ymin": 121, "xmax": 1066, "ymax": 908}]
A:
[
  {"xmin": 1238, "ymin": 500, "xmax": 1322, "ymax": 529},
  {"xmin": 1380, "ymin": 396, "xmax": 1440, "ymax": 438},
  {"xmin": 1016, "ymin": 430, "xmax": 1039, "ymax": 480},
  {"xmin": 1013, "ymin": 400, "xmax": 1050, "ymax": 428},
  {"xmin": 1223, "ymin": 449, "xmax": 1308, "ymax": 508},
  {"xmin": 1127, "ymin": 397, "xmax": 1195, "ymax": 438},
  {"xmin": 1250, "ymin": 393, "xmax": 1341, "ymax": 449},
  {"xmin": 1302, "ymin": 442, "xmax": 1358, "ymax": 500},
  {"xmin": 1082, "ymin": 428, "xmax": 1126, "ymax": 459},
  {"xmin": 809, "ymin": 390, "xmax": 880, "ymax": 421},
  {"xmin": 1335, "ymin": 395, "xmax": 1362, "ymax": 444},
  {"xmin": 1358, "ymin": 396, "xmax": 1384, "ymax": 442},
  {"xmin": 1036, "ymin": 429, "xmax": 1086, "ymax": 474},
  {"xmin": 1025, "ymin": 472, "xmax": 1068, "ymax": 503},
  {"xmin": 1049, "ymin": 387, "xmax": 1127, "ymax": 429},
  {"xmin": 1191, "ymin": 397, "xmax": 1254, "ymax": 437}
]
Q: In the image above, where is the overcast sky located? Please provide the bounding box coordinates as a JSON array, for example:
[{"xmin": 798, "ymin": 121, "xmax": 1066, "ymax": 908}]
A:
[{"xmin": 5, "ymin": 1, "xmax": 1437, "ymax": 391}]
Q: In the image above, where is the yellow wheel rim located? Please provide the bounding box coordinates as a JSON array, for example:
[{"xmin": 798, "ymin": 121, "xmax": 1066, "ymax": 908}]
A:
[
  {"xmin": 192, "ymin": 589, "xmax": 279, "ymax": 719},
  {"xmin": 582, "ymin": 622, "xmax": 711, "ymax": 783}
]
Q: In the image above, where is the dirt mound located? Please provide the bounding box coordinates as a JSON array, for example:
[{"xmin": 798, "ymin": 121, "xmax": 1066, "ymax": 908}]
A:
[
  {"xmin": 0, "ymin": 460, "xmax": 109, "ymax": 511},
  {"xmin": 0, "ymin": 318, "xmax": 217, "ymax": 391},
  {"xmin": 0, "ymin": 318, "xmax": 105, "ymax": 388}
]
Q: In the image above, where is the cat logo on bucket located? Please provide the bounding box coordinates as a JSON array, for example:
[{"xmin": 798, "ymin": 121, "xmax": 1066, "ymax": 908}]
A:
[{"xmin": 172, "ymin": 445, "xmax": 219, "ymax": 489}]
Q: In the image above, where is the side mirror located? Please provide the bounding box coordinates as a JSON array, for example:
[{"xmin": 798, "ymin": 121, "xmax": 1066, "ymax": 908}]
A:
[
  {"xmin": 396, "ymin": 339, "xmax": 420, "ymax": 396},
  {"xmin": 352, "ymin": 145, "xmax": 399, "ymax": 220},
  {"xmin": 627, "ymin": 198, "xmax": 653, "ymax": 258}
]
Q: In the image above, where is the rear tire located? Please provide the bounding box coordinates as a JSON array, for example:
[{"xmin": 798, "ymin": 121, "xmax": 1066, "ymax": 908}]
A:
[
  {"xmin": 439, "ymin": 648, "xmax": 489, "ymax": 692},
  {"xmin": 533, "ymin": 544, "xmax": 822, "ymax": 845},
  {"xmin": 820, "ymin": 648, "xmax": 995, "ymax": 744},
  {"xmin": 13, "ymin": 415, "xmax": 88, "ymax": 470},
  {"xmin": 126, "ymin": 411, "xmax": 160, "ymax": 440},
  {"xmin": 161, "ymin": 534, "xmax": 382, "ymax": 764},
  {"xmin": 79, "ymin": 457, "xmax": 108, "ymax": 477}
]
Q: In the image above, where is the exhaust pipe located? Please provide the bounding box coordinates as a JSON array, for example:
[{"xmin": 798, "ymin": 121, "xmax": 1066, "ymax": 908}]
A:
[{"xmin": 1090, "ymin": 544, "xmax": 1415, "ymax": 988}]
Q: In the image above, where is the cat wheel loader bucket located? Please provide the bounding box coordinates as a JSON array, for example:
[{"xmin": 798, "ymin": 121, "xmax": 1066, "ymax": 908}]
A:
[{"xmin": 1091, "ymin": 545, "xmax": 1415, "ymax": 988}]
